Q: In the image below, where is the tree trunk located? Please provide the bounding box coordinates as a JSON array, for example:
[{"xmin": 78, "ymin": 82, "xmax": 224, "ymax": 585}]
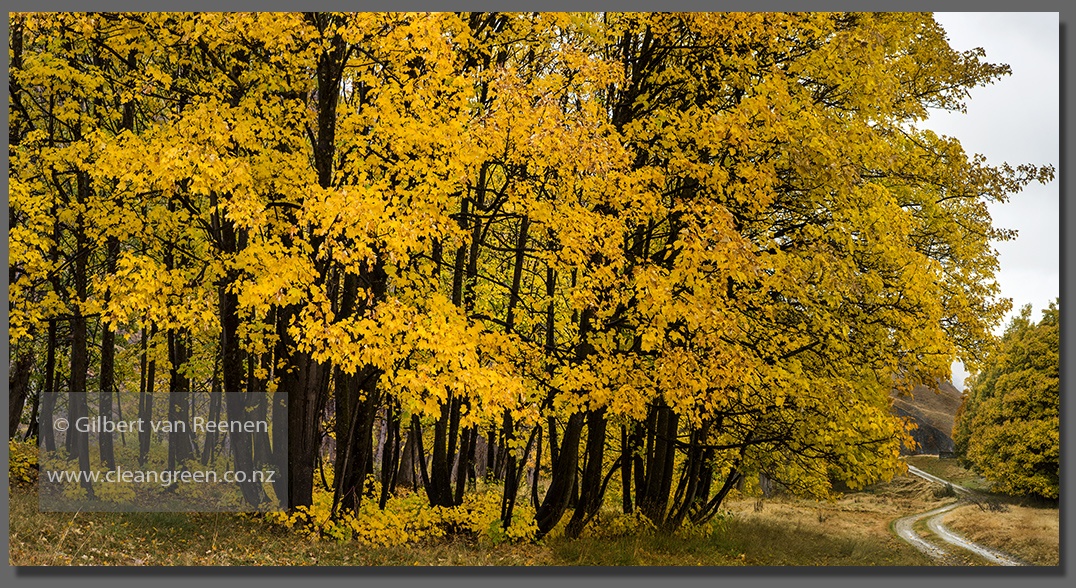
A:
[
  {"xmin": 566, "ymin": 407, "xmax": 608, "ymax": 537},
  {"xmin": 279, "ymin": 310, "xmax": 328, "ymax": 510},
  {"xmin": 620, "ymin": 423, "xmax": 634, "ymax": 513},
  {"xmin": 250, "ymin": 354, "xmax": 272, "ymax": 468},
  {"xmin": 39, "ymin": 218, "xmax": 64, "ymax": 452},
  {"xmin": 271, "ymin": 387, "xmax": 289, "ymax": 506},
  {"xmin": 69, "ymin": 172, "xmax": 93, "ymax": 499},
  {"xmin": 535, "ymin": 409, "xmax": 584, "ymax": 537},
  {"xmin": 138, "ymin": 325, "xmax": 156, "ymax": 466},
  {"xmin": 379, "ymin": 398, "xmax": 400, "ymax": 509},
  {"xmin": 221, "ymin": 266, "xmax": 265, "ymax": 507},
  {"xmin": 202, "ymin": 365, "xmax": 222, "ymax": 466},
  {"xmin": 8, "ymin": 346, "xmax": 33, "ymax": 439},
  {"xmin": 167, "ymin": 329, "xmax": 193, "ymax": 471},
  {"xmin": 396, "ymin": 428, "xmax": 418, "ymax": 490}
]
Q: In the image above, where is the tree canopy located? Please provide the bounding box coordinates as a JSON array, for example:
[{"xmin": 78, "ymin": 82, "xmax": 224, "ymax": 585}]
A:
[
  {"xmin": 9, "ymin": 12, "xmax": 1053, "ymax": 538},
  {"xmin": 954, "ymin": 301, "xmax": 1060, "ymax": 500}
]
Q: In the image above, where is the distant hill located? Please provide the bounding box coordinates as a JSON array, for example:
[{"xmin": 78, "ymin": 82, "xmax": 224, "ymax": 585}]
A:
[{"xmin": 889, "ymin": 381, "xmax": 963, "ymax": 455}]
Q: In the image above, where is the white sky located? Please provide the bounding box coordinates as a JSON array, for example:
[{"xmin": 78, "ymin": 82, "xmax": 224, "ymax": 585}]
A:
[{"xmin": 922, "ymin": 13, "xmax": 1060, "ymax": 390}]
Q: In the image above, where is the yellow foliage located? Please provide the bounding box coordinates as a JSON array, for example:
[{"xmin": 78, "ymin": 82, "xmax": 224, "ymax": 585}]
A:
[
  {"xmin": 9, "ymin": 11, "xmax": 1054, "ymax": 537},
  {"xmin": 8, "ymin": 438, "xmax": 38, "ymax": 488},
  {"xmin": 270, "ymin": 474, "xmax": 537, "ymax": 547}
]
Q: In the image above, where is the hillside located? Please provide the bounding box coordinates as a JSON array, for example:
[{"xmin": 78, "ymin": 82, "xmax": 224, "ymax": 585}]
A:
[{"xmin": 889, "ymin": 381, "xmax": 963, "ymax": 455}]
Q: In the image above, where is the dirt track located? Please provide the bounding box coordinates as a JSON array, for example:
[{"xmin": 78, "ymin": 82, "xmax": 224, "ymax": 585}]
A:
[{"xmin": 894, "ymin": 465, "xmax": 1028, "ymax": 566}]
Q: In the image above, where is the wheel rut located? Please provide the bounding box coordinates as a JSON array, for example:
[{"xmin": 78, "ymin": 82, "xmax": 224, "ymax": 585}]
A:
[{"xmin": 893, "ymin": 465, "xmax": 1028, "ymax": 566}]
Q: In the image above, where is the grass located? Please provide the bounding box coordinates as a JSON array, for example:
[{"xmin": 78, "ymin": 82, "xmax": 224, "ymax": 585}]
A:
[
  {"xmin": 9, "ymin": 440, "xmax": 1050, "ymax": 567},
  {"xmin": 10, "ymin": 482, "xmax": 940, "ymax": 567},
  {"xmin": 26, "ymin": 456, "xmax": 1047, "ymax": 567},
  {"xmin": 9, "ymin": 485, "xmax": 556, "ymax": 566},
  {"xmin": 546, "ymin": 490, "xmax": 936, "ymax": 566},
  {"xmin": 548, "ymin": 516, "xmax": 931, "ymax": 566},
  {"xmin": 903, "ymin": 455, "xmax": 994, "ymax": 492},
  {"xmin": 900, "ymin": 455, "xmax": 1060, "ymax": 566},
  {"xmin": 944, "ymin": 503, "xmax": 1060, "ymax": 566}
]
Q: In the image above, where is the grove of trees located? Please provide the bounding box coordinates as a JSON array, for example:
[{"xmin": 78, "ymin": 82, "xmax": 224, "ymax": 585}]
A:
[
  {"xmin": 9, "ymin": 12, "xmax": 1053, "ymax": 538},
  {"xmin": 954, "ymin": 301, "xmax": 1060, "ymax": 501}
]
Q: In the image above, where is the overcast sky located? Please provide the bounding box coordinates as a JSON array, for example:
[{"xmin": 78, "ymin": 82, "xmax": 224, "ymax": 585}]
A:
[{"xmin": 922, "ymin": 13, "xmax": 1059, "ymax": 389}]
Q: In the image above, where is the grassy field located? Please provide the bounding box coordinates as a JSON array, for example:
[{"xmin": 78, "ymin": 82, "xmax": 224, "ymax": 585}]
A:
[
  {"xmin": 14, "ymin": 455, "xmax": 1056, "ymax": 567},
  {"xmin": 10, "ymin": 477, "xmax": 939, "ymax": 567},
  {"xmin": 943, "ymin": 502, "xmax": 1060, "ymax": 566}
]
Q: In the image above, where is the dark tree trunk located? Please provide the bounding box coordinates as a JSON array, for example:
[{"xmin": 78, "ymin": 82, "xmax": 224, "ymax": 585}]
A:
[
  {"xmin": 202, "ymin": 366, "xmax": 222, "ymax": 466},
  {"xmin": 69, "ymin": 172, "xmax": 93, "ymax": 499},
  {"xmin": 495, "ymin": 214, "xmax": 530, "ymax": 520},
  {"xmin": 566, "ymin": 407, "xmax": 608, "ymax": 537},
  {"xmin": 250, "ymin": 357, "xmax": 272, "ymax": 468},
  {"xmin": 666, "ymin": 420, "xmax": 710, "ymax": 531},
  {"xmin": 692, "ymin": 465, "xmax": 742, "ymax": 526},
  {"xmin": 39, "ymin": 220, "xmax": 63, "ymax": 452},
  {"xmin": 621, "ymin": 423, "xmax": 634, "ymax": 513},
  {"xmin": 333, "ymin": 365, "xmax": 381, "ymax": 513},
  {"xmin": 499, "ymin": 410, "xmax": 517, "ymax": 519},
  {"xmin": 486, "ymin": 425, "xmax": 496, "ymax": 481},
  {"xmin": 380, "ymin": 398, "xmax": 400, "ymax": 509},
  {"xmin": 454, "ymin": 419, "xmax": 475, "ymax": 504},
  {"xmin": 279, "ymin": 311, "xmax": 329, "ymax": 510},
  {"xmin": 423, "ymin": 186, "xmax": 478, "ymax": 508},
  {"xmin": 98, "ymin": 297, "xmax": 116, "ymax": 469},
  {"xmin": 530, "ymin": 424, "xmax": 542, "ymax": 509},
  {"xmin": 534, "ymin": 297, "xmax": 601, "ymax": 538},
  {"xmin": 411, "ymin": 415, "xmax": 434, "ymax": 504},
  {"xmin": 396, "ymin": 428, "xmax": 419, "ymax": 490},
  {"xmin": 332, "ymin": 274, "xmax": 358, "ymax": 494},
  {"xmin": 272, "ymin": 387, "xmax": 289, "ymax": 506},
  {"xmin": 535, "ymin": 409, "xmax": 584, "ymax": 537},
  {"xmin": 98, "ymin": 60, "xmax": 132, "ymax": 465},
  {"xmin": 638, "ymin": 402, "xmax": 679, "ymax": 526},
  {"xmin": 429, "ymin": 394, "xmax": 456, "ymax": 507},
  {"xmin": 138, "ymin": 325, "xmax": 156, "ymax": 466},
  {"xmin": 23, "ymin": 381, "xmax": 41, "ymax": 442},
  {"xmin": 8, "ymin": 347, "xmax": 33, "ymax": 439},
  {"xmin": 503, "ymin": 422, "xmax": 540, "ymax": 530},
  {"xmin": 296, "ymin": 17, "xmax": 378, "ymax": 515},
  {"xmin": 330, "ymin": 252, "xmax": 387, "ymax": 513},
  {"xmin": 167, "ymin": 330, "xmax": 193, "ymax": 471},
  {"xmin": 221, "ymin": 259, "xmax": 265, "ymax": 506}
]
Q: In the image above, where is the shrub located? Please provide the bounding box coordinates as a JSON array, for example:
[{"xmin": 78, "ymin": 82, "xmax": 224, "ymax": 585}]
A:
[
  {"xmin": 269, "ymin": 475, "xmax": 538, "ymax": 547},
  {"xmin": 9, "ymin": 438, "xmax": 38, "ymax": 488},
  {"xmin": 933, "ymin": 483, "xmax": 957, "ymax": 498}
]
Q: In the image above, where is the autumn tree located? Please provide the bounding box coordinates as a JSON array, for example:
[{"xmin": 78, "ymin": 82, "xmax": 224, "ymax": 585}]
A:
[
  {"xmin": 954, "ymin": 301, "xmax": 1060, "ymax": 500},
  {"xmin": 9, "ymin": 11, "xmax": 1053, "ymax": 537},
  {"xmin": 521, "ymin": 12, "xmax": 1052, "ymax": 536}
]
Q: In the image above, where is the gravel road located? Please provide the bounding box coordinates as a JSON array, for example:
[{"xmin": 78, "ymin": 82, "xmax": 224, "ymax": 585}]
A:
[{"xmin": 894, "ymin": 464, "xmax": 1028, "ymax": 566}]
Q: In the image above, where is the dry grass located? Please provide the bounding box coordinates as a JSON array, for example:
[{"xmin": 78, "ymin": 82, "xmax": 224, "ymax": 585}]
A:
[
  {"xmin": 7, "ymin": 485, "xmax": 555, "ymax": 566},
  {"xmin": 550, "ymin": 501, "xmax": 934, "ymax": 566},
  {"xmin": 944, "ymin": 503, "xmax": 1059, "ymax": 566},
  {"xmin": 549, "ymin": 475, "xmax": 940, "ymax": 565},
  {"xmin": 904, "ymin": 455, "xmax": 994, "ymax": 491},
  {"xmin": 724, "ymin": 475, "xmax": 946, "ymax": 559},
  {"xmin": 11, "ymin": 480, "xmax": 939, "ymax": 567},
  {"xmin": 9, "ymin": 470, "xmax": 956, "ymax": 567}
]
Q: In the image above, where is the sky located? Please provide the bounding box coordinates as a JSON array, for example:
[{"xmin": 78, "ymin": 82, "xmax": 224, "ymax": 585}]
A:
[{"xmin": 920, "ymin": 13, "xmax": 1060, "ymax": 390}]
